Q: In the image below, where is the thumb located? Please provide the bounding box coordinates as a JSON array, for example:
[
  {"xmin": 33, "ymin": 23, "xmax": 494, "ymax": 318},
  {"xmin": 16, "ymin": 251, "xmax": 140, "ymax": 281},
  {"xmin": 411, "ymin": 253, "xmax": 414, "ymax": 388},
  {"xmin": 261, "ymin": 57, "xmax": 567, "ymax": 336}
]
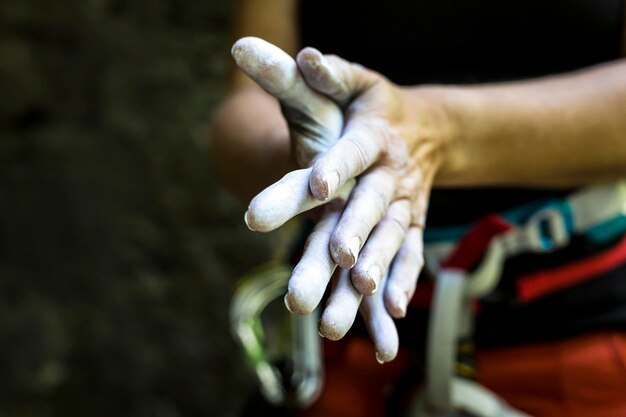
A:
[{"xmin": 296, "ymin": 47, "xmax": 379, "ymax": 107}]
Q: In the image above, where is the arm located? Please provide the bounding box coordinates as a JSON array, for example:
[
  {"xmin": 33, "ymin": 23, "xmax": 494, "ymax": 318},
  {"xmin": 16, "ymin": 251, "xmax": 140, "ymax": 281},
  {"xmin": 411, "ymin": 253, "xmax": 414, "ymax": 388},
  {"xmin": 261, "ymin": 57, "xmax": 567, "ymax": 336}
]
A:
[{"xmin": 437, "ymin": 59, "xmax": 626, "ymax": 187}]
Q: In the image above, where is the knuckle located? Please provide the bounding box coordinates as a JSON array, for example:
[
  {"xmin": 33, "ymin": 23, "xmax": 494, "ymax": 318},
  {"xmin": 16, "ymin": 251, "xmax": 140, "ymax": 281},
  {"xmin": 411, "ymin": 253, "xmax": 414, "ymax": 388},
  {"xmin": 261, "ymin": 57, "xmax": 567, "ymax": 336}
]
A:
[
  {"xmin": 386, "ymin": 216, "xmax": 408, "ymax": 235},
  {"xmin": 379, "ymin": 210, "xmax": 409, "ymax": 236},
  {"xmin": 371, "ymin": 188, "xmax": 390, "ymax": 213},
  {"xmin": 355, "ymin": 186, "xmax": 389, "ymax": 217}
]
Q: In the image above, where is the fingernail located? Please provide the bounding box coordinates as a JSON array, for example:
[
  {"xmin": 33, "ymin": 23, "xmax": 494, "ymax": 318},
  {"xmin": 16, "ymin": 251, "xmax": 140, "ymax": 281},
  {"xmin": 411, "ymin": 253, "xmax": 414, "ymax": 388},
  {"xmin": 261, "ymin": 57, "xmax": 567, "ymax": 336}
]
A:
[
  {"xmin": 322, "ymin": 171, "xmax": 340, "ymax": 199},
  {"xmin": 317, "ymin": 325, "xmax": 326, "ymax": 339},
  {"xmin": 243, "ymin": 211, "xmax": 255, "ymax": 231},
  {"xmin": 365, "ymin": 267, "xmax": 381, "ymax": 294},
  {"xmin": 375, "ymin": 351, "xmax": 386, "ymax": 364},
  {"xmin": 284, "ymin": 294, "xmax": 294, "ymax": 313},
  {"xmin": 347, "ymin": 236, "xmax": 361, "ymax": 267}
]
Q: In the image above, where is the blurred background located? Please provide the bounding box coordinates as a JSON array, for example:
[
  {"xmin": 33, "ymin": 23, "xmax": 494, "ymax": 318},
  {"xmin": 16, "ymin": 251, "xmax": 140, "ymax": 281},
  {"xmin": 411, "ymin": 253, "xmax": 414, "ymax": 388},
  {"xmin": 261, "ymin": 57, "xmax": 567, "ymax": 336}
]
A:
[{"xmin": 0, "ymin": 0, "xmax": 274, "ymax": 415}]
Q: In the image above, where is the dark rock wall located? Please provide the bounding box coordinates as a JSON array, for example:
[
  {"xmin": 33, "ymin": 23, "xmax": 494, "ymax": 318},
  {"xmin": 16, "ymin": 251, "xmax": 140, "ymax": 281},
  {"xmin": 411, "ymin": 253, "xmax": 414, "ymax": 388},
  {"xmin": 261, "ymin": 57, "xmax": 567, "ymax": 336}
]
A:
[{"xmin": 0, "ymin": 1, "xmax": 271, "ymax": 416}]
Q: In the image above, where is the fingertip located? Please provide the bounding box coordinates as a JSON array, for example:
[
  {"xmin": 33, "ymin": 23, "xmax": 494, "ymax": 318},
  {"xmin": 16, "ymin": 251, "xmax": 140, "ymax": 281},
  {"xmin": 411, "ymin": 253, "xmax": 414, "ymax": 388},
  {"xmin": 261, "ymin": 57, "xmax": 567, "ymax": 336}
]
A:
[
  {"xmin": 244, "ymin": 202, "xmax": 273, "ymax": 232},
  {"xmin": 283, "ymin": 293, "xmax": 295, "ymax": 313},
  {"xmin": 296, "ymin": 46, "xmax": 323, "ymax": 65},
  {"xmin": 330, "ymin": 235, "xmax": 359, "ymax": 269},
  {"xmin": 384, "ymin": 288, "xmax": 407, "ymax": 319},
  {"xmin": 351, "ymin": 266, "xmax": 378, "ymax": 295},
  {"xmin": 309, "ymin": 177, "xmax": 329, "ymax": 202},
  {"xmin": 288, "ymin": 262, "xmax": 331, "ymax": 314},
  {"xmin": 361, "ymin": 295, "xmax": 399, "ymax": 363},
  {"xmin": 310, "ymin": 155, "xmax": 344, "ymax": 200},
  {"xmin": 319, "ymin": 297, "xmax": 359, "ymax": 341},
  {"xmin": 318, "ymin": 317, "xmax": 347, "ymax": 341},
  {"xmin": 375, "ymin": 348, "xmax": 398, "ymax": 364},
  {"xmin": 372, "ymin": 328, "xmax": 399, "ymax": 364},
  {"xmin": 284, "ymin": 291, "xmax": 315, "ymax": 315},
  {"xmin": 230, "ymin": 38, "xmax": 245, "ymax": 58},
  {"xmin": 231, "ymin": 36, "xmax": 258, "ymax": 61},
  {"xmin": 284, "ymin": 288, "xmax": 315, "ymax": 315},
  {"xmin": 309, "ymin": 165, "xmax": 336, "ymax": 201}
]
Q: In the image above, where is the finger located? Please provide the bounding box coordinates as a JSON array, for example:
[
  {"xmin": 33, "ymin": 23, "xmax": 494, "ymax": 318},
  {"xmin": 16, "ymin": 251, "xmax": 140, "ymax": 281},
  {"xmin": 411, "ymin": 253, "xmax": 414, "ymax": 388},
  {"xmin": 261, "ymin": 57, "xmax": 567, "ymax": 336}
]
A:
[
  {"xmin": 245, "ymin": 168, "xmax": 354, "ymax": 232},
  {"xmin": 231, "ymin": 37, "xmax": 337, "ymax": 118},
  {"xmin": 384, "ymin": 226, "xmax": 425, "ymax": 319},
  {"xmin": 360, "ymin": 272, "xmax": 399, "ymax": 363},
  {"xmin": 384, "ymin": 163, "xmax": 434, "ymax": 316},
  {"xmin": 351, "ymin": 199, "xmax": 411, "ymax": 295},
  {"xmin": 319, "ymin": 268, "xmax": 362, "ymax": 341},
  {"xmin": 296, "ymin": 47, "xmax": 378, "ymax": 106},
  {"xmin": 285, "ymin": 203, "xmax": 343, "ymax": 314},
  {"xmin": 309, "ymin": 115, "xmax": 391, "ymax": 200},
  {"xmin": 328, "ymin": 168, "xmax": 396, "ymax": 269},
  {"xmin": 232, "ymin": 37, "xmax": 343, "ymax": 167}
]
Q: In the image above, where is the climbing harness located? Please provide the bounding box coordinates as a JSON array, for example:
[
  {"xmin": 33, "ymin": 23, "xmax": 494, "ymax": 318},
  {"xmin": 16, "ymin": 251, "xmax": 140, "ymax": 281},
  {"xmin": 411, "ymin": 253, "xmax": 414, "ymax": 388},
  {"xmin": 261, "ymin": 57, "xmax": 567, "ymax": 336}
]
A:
[
  {"xmin": 410, "ymin": 181, "xmax": 626, "ymax": 416},
  {"xmin": 230, "ymin": 180, "xmax": 626, "ymax": 416}
]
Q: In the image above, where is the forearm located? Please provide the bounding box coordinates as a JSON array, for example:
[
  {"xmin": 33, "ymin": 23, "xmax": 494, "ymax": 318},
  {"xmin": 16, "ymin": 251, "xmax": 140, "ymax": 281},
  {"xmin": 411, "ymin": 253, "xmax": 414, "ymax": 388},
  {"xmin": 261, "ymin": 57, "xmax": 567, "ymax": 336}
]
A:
[
  {"xmin": 430, "ymin": 59, "xmax": 626, "ymax": 187},
  {"xmin": 212, "ymin": 88, "xmax": 293, "ymax": 201}
]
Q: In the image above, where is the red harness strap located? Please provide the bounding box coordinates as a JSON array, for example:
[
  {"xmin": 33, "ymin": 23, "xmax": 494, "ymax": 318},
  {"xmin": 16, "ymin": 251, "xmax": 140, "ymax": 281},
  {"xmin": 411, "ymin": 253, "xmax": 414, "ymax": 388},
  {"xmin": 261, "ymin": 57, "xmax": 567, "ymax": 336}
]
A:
[
  {"xmin": 441, "ymin": 214, "xmax": 513, "ymax": 270},
  {"xmin": 412, "ymin": 214, "xmax": 626, "ymax": 308},
  {"xmin": 517, "ymin": 233, "xmax": 626, "ymax": 303},
  {"xmin": 409, "ymin": 215, "xmax": 513, "ymax": 309}
]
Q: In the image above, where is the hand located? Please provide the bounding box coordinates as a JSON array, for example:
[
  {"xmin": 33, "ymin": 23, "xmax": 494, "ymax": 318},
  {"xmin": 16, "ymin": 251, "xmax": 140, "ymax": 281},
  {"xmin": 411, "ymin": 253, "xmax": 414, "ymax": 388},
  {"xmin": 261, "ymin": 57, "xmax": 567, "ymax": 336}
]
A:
[
  {"xmin": 293, "ymin": 49, "xmax": 453, "ymax": 361},
  {"xmin": 235, "ymin": 39, "xmax": 454, "ymax": 362}
]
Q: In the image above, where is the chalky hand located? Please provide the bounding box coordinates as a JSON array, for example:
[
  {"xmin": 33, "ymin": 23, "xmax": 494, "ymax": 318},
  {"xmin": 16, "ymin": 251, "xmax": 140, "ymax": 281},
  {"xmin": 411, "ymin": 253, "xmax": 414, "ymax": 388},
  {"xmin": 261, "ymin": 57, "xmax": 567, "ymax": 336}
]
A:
[
  {"xmin": 293, "ymin": 48, "xmax": 447, "ymax": 361},
  {"xmin": 233, "ymin": 38, "xmax": 442, "ymax": 362}
]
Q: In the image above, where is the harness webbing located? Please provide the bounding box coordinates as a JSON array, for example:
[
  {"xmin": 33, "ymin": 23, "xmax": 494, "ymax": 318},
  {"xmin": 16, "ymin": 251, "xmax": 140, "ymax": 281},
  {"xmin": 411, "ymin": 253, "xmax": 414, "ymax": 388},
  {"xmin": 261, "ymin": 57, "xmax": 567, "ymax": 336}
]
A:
[
  {"xmin": 410, "ymin": 181, "xmax": 626, "ymax": 416},
  {"xmin": 517, "ymin": 232, "xmax": 626, "ymax": 302}
]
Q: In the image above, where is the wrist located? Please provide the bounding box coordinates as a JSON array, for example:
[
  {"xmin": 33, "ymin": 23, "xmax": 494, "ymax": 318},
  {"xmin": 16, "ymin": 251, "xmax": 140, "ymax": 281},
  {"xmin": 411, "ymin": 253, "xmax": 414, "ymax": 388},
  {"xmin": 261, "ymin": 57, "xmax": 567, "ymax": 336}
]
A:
[{"xmin": 400, "ymin": 85, "xmax": 470, "ymax": 185}]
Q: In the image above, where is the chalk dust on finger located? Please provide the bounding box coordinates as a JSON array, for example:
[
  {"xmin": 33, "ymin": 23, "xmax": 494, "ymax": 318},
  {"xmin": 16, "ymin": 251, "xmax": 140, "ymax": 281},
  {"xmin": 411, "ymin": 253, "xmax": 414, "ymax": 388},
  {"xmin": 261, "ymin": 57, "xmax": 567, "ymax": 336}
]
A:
[
  {"xmin": 318, "ymin": 268, "xmax": 362, "ymax": 341},
  {"xmin": 286, "ymin": 207, "xmax": 342, "ymax": 314}
]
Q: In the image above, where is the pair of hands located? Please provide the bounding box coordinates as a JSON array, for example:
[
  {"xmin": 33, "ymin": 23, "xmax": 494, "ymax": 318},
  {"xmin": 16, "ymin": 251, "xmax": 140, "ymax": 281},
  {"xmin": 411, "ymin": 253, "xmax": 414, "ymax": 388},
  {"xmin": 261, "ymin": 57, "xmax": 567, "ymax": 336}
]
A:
[{"xmin": 233, "ymin": 37, "xmax": 449, "ymax": 362}]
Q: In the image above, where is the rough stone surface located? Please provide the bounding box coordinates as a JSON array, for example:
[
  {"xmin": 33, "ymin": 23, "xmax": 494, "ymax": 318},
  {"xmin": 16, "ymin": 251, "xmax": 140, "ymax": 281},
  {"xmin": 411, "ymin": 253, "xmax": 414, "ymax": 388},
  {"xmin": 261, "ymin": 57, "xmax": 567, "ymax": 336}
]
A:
[{"xmin": 0, "ymin": 1, "xmax": 275, "ymax": 416}]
